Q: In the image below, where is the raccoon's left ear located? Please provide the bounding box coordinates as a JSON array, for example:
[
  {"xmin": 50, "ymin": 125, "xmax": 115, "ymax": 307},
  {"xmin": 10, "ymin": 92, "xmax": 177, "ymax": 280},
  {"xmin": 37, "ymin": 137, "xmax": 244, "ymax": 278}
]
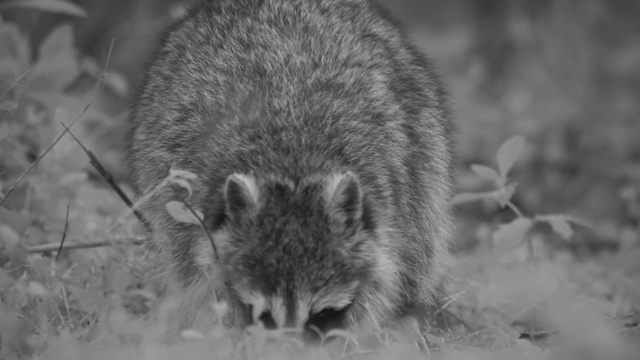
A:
[
  {"xmin": 224, "ymin": 173, "xmax": 260, "ymax": 226},
  {"xmin": 324, "ymin": 172, "xmax": 363, "ymax": 231}
]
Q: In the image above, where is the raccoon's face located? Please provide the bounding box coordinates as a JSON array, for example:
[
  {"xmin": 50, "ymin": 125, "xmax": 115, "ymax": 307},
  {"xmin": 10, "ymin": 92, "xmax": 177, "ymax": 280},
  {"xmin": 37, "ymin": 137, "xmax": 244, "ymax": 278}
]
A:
[{"xmin": 209, "ymin": 172, "xmax": 377, "ymax": 343}]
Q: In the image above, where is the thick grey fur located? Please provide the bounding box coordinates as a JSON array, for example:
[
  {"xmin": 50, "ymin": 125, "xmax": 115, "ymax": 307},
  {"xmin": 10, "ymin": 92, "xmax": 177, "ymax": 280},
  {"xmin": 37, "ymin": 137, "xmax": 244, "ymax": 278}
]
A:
[{"xmin": 127, "ymin": 0, "xmax": 456, "ymax": 340}]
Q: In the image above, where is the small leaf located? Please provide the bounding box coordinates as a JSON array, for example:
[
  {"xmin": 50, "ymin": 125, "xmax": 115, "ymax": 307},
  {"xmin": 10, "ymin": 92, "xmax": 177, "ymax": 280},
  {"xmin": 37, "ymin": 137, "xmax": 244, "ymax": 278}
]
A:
[
  {"xmin": 38, "ymin": 24, "xmax": 74, "ymax": 58},
  {"xmin": 564, "ymin": 215, "xmax": 592, "ymax": 228},
  {"xmin": 471, "ymin": 164, "xmax": 500, "ymax": 182},
  {"xmin": 537, "ymin": 214, "xmax": 576, "ymax": 240},
  {"xmin": 497, "ymin": 135, "xmax": 525, "ymax": 177},
  {"xmin": 25, "ymin": 25, "xmax": 79, "ymax": 91},
  {"xmin": 450, "ymin": 192, "xmax": 494, "ymax": 206},
  {"xmin": 0, "ymin": 0, "xmax": 87, "ymax": 17},
  {"xmin": 102, "ymin": 71, "xmax": 129, "ymax": 97},
  {"xmin": 166, "ymin": 201, "xmax": 202, "ymax": 224},
  {"xmin": 493, "ymin": 218, "xmax": 533, "ymax": 252}
]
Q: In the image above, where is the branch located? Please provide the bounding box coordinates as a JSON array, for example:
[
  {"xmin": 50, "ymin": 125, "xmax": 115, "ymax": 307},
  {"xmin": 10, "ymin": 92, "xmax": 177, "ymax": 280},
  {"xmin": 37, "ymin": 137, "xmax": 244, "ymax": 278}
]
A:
[
  {"xmin": 27, "ymin": 236, "xmax": 146, "ymax": 254},
  {"xmin": 61, "ymin": 123, "xmax": 151, "ymax": 233}
]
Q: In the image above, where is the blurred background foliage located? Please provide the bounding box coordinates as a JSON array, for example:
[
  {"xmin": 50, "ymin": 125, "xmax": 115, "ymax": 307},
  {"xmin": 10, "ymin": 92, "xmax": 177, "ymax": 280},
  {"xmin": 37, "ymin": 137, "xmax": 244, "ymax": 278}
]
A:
[{"xmin": 2, "ymin": 0, "xmax": 639, "ymax": 252}]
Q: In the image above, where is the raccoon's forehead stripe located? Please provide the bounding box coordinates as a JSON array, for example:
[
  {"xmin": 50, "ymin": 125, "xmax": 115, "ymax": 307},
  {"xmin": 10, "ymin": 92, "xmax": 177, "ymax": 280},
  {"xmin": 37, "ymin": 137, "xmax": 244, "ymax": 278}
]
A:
[
  {"xmin": 296, "ymin": 293, "xmax": 313, "ymax": 328},
  {"xmin": 270, "ymin": 296, "xmax": 286, "ymax": 328}
]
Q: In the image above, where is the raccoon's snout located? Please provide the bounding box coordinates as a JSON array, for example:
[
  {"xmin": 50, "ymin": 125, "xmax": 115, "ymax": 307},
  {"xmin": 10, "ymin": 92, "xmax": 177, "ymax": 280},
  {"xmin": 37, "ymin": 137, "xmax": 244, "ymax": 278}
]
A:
[
  {"xmin": 244, "ymin": 302, "xmax": 351, "ymax": 345},
  {"xmin": 303, "ymin": 306, "xmax": 351, "ymax": 344},
  {"xmin": 307, "ymin": 307, "xmax": 349, "ymax": 334}
]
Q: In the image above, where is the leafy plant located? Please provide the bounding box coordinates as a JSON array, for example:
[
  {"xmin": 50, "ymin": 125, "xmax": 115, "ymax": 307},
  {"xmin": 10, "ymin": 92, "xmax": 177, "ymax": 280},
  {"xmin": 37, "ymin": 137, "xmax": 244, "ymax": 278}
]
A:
[{"xmin": 453, "ymin": 135, "xmax": 590, "ymax": 255}]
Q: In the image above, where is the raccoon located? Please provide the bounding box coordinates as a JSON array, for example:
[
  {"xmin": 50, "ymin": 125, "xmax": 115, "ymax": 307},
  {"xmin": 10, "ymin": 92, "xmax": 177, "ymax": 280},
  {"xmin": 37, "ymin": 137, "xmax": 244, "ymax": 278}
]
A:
[{"xmin": 127, "ymin": 0, "xmax": 455, "ymax": 343}]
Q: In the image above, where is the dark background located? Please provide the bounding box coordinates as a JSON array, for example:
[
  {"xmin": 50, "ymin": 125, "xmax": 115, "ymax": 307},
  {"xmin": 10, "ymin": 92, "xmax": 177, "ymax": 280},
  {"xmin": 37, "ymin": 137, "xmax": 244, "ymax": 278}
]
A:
[{"xmin": 3, "ymin": 0, "xmax": 640, "ymax": 252}]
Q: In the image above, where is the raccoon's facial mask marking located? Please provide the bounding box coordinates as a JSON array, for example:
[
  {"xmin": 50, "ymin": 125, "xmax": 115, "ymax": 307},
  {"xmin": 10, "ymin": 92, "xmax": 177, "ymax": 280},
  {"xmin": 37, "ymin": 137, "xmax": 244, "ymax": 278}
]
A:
[
  {"xmin": 257, "ymin": 310, "xmax": 277, "ymax": 329},
  {"xmin": 298, "ymin": 283, "xmax": 360, "ymax": 342},
  {"xmin": 234, "ymin": 285, "xmax": 359, "ymax": 340},
  {"xmin": 306, "ymin": 305, "xmax": 351, "ymax": 340}
]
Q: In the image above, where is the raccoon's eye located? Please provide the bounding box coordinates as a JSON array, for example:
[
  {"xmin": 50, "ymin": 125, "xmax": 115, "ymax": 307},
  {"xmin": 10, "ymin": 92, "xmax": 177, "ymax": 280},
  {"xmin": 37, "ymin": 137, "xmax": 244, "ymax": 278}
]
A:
[{"xmin": 258, "ymin": 310, "xmax": 277, "ymax": 329}]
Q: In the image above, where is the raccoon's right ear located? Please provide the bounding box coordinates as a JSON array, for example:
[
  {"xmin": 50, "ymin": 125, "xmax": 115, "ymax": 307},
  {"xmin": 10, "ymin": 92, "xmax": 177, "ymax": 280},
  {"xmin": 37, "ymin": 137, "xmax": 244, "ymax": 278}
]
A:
[
  {"xmin": 324, "ymin": 172, "xmax": 363, "ymax": 232},
  {"xmin": 224, "ymin": 174, "xmax": 260, "ymax": 226}
]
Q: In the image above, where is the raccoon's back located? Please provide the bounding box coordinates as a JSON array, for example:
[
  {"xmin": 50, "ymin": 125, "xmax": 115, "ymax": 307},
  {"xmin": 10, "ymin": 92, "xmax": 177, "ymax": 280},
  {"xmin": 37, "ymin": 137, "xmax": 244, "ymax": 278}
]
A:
[{"xmin": 128, "ymin": 0, "xmax": 453, "ymax": 199}]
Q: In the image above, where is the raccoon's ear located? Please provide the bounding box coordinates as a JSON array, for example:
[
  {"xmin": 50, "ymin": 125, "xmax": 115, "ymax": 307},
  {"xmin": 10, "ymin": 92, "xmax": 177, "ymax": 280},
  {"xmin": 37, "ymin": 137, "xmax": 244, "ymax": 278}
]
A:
[
  {"xmin": 324, "ymin": 172, "xmax": 362, "ymax": 230},
  {"xmin": 224, "ymin": 173, "xmax": 260, "ymax": 226}
]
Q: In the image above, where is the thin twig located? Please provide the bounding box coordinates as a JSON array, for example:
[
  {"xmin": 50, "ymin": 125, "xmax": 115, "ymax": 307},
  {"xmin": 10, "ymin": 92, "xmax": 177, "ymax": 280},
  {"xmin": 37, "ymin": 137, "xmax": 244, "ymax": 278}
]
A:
[
  {"xmin": 61, "ymin": 123, "xmax": 152, "ymax": 232},
  {"xmin": 506, "ymin": 200, "xmax": 524, "ymax": 218},
  {"xmin": 181, "ymin": 200, "xmax": 220, "ymax": 262},
  {"xmin": 0, "ymin": 40, "xmax": 115, "ymax": 208},
  {"xmin": 0, "ymin": 69, "xmax": 30, "ymax": 102},
  {"xmin": 27, "ymin": 236, "xmax": 146, "ymax": 254},
  {"xmin": 180, "ymin": 200, "xmax": 225, "ymax": 303},
  {"xmin": 55, "ymin": 203, "xmax": 72, "ymax": 261},
  {"xmin": 107, "ymin": 170, "xmax": 181, "ymax": 235}
]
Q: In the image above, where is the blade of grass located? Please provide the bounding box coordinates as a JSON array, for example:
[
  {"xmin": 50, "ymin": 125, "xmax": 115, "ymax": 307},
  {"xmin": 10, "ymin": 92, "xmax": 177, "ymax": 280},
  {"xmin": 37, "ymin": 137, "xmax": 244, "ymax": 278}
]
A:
[
  {"xmin": 27, "ymin": 236, "xmax": 146, "ymax": 254},
  {"xmin": 55, "ymin": 202, "xmax": 72, "ymax": 261}
]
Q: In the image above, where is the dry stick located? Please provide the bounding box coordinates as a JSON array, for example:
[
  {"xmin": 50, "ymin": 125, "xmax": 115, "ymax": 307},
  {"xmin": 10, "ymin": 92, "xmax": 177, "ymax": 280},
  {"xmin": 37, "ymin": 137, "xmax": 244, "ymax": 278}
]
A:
[
  {"xmin": 27, "ymin": 236, "xmax": 147, "ymax": 254},
  {"xmin": 181, "ymin": 200, "xmax": 220, "ymax": 262},
  {"xmin": 0, "ymin": 69, "xmax": 30, "ymax": 102},
  {"xmin": 0, "ymin": 40, "xmax": 114, "ymax": 208},
  {"xmin": 55, "ymin": 203, "xmax": 72, "ymax": 261},
  {"xmin": 181, "ymin": 200, "xmax": 225, "ymax": 296},
  {"xmin": 61, "ymin": 123, "xmax": 152, "ymax": 233},
  {"xmin": 181, "ymin": 199, "xmax": 234, "ymax": 321}
]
